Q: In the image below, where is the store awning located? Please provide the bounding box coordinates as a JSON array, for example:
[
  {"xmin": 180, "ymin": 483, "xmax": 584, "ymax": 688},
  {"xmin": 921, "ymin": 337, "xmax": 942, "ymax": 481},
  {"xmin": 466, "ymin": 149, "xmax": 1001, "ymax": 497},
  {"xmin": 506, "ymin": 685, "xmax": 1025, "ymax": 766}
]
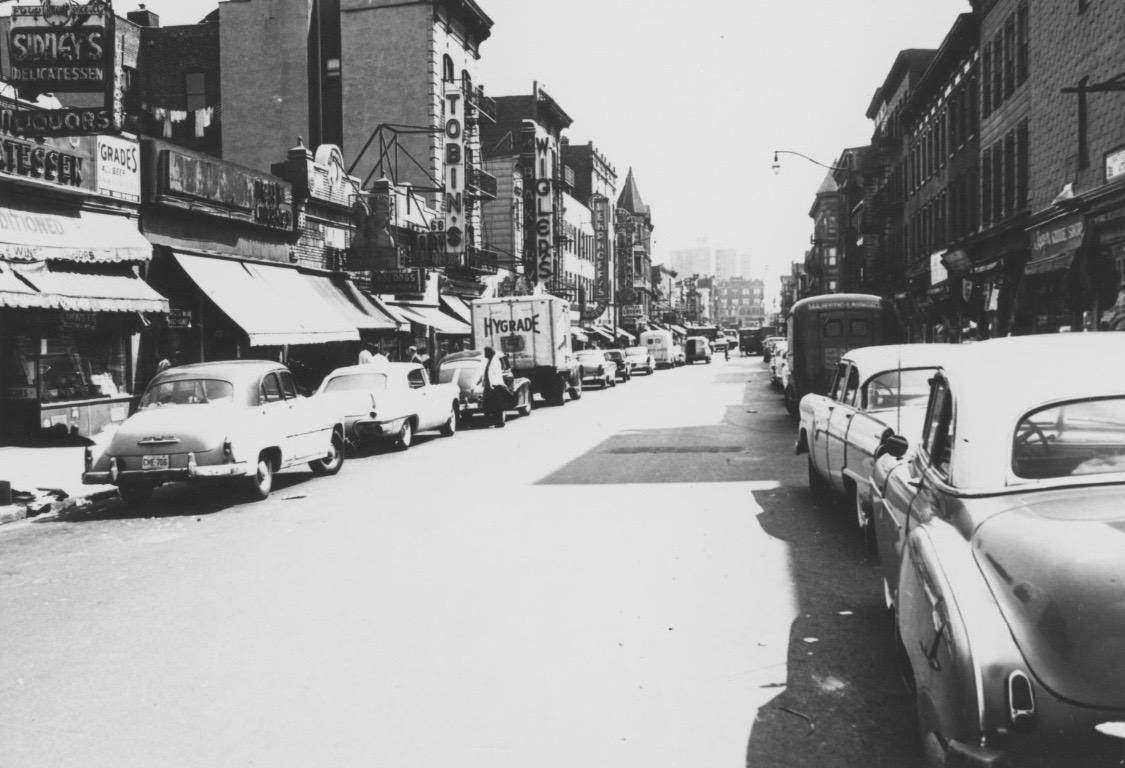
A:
[
  {"xmin": 1, "ymin": 261, "xmax": 168, "ymax": 313},
  {"xmin": 614, "ymin": 327, "xmax": 636, "ymax": 343},
  {"xmin": 1024, "ymin": 249, "xmax": 1078, "ymax": 276},
  {"xmin": 670, "ymin": 324, "xmax": 687, "ymax": 336},
  {"xmin": 440, "ymin": 294, "xmax": 473, "ymax": 325},
  {"xmin": 584, "ymin": 325, "xmax": 614, "ymax": 342},
  {"xmin": 173, "ymin": 252, "xmax": 359, "ymax": 346},
  {"xmin": 307, "ymin": 273, "xmax": 399, "ymax": 332},
  {"xmin": 570, "ymin": 327, "xmax": 589, "ymax": 343},
  {"xmin": 390, "ymin": 303, "xmax": 471, "ymax": 335},
  {"xmin": 0, "ymin": 204, "xmax": 152, "ymax": 264}
]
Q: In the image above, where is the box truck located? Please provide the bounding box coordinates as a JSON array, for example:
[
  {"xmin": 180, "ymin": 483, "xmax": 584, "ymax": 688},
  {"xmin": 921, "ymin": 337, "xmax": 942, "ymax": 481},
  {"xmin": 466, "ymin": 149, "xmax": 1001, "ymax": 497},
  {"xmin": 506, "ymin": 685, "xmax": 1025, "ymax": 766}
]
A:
[
  {"xmin": 639, "ymin": 329, "xmax": 675, "ymax": 368},
  {"xmin": 470, "ymin": 296, "xmax": 582, "ymax": 405}
]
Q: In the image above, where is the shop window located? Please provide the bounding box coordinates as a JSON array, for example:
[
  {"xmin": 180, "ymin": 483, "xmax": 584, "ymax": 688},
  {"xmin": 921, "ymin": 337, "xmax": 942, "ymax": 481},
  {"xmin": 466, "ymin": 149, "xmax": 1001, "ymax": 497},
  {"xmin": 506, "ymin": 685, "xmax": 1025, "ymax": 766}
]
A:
[
  {"xmin": 185, "ymin": 71, "xmax": 206, "ymax": 112},
  {"xmin": 26, "ymin": 330, "xmax": 131, "ymax": 404}
]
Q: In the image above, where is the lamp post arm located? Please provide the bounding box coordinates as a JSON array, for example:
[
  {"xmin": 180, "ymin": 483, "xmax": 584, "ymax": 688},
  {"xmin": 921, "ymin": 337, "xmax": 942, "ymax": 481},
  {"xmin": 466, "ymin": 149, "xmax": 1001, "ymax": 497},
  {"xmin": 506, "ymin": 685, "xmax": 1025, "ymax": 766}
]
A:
[{"xmin": 772, "ymin": 150, "xmax": 851, "ymax": 173}]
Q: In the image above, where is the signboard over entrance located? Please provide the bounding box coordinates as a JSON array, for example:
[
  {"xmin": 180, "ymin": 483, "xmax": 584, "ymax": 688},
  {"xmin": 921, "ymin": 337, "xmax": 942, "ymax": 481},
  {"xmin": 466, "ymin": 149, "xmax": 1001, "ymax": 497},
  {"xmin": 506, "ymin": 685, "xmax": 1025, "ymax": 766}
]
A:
[{"xmin": 7, "ymin": 1, "xmax": 114, "ymax": 93}]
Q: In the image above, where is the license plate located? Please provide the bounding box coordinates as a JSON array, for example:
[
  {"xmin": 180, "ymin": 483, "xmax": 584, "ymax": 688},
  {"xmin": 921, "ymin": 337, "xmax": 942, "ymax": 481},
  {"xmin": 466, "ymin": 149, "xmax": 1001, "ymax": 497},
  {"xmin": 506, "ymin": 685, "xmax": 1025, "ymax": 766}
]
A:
[{"xmin": 141, "ymin": 455, "xmax": 170, "ymax": 470}]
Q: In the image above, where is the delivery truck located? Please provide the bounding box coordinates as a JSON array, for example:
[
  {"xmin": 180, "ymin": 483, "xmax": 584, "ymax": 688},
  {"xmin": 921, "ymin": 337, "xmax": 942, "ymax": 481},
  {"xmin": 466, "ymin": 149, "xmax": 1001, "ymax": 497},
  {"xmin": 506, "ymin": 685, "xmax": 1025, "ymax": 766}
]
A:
[{"xmin": 470, "ymin": 295, "xmax": 582, "ymax": 405}]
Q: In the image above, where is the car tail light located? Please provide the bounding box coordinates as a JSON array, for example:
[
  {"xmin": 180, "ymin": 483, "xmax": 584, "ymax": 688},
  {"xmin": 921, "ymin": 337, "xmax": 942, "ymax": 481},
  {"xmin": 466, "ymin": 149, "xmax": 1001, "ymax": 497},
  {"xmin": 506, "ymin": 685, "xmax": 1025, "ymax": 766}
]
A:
[
  {"xmin": 1007, "ymin": 671, "xmax": 1035, "ymax": 730},
  {"xmin": 370, "ymin": 410, "xmax": 377, "ymax": 419},
  {"xmin": 223, "ymin": 439, "xmax": 233, "ymax": 460}
]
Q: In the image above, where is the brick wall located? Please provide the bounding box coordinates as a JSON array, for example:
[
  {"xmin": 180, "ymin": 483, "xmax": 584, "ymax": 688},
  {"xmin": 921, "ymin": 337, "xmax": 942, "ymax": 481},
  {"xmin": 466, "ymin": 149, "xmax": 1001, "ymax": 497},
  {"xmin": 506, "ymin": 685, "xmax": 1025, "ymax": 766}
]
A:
[{"xmin": 1029, "ymin": 0, "xmax": 1125, "ymax": 211}]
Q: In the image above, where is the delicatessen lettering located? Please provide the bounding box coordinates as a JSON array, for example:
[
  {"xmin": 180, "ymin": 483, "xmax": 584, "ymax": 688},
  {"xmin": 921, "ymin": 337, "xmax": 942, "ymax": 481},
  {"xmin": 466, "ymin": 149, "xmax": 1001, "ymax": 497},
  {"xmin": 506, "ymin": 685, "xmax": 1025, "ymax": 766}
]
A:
[{"xmin": 0, "ymin": 136, "xmax": 83, "ymax": 187}]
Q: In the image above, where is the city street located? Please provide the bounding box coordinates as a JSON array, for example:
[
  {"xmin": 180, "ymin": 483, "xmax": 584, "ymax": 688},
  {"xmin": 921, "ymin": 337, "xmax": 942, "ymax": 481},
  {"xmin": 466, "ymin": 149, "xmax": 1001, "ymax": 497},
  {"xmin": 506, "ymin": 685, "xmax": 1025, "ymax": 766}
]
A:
[{"xmin": 0, "ymin": 355, "xmax": 917, "ymax": 768}]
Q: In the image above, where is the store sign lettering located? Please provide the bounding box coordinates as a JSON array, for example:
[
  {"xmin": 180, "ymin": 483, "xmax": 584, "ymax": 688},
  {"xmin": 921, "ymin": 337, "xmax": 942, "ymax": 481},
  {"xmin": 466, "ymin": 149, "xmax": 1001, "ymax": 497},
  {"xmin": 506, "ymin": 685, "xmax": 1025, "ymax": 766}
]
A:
[
  {"xmin": 0, "ymin": 135, "xmax": 83, "ymax": 187},
  {"xmin": 7, "ymin": 2, "xmax": 113, "ymax": 93},
  {"xmin": 252, "ymin": 179, "xmax": 292, "ymax": 230},
  {"xmin": 1106, "ymin": 147, "xmax": 1125, "ymax": 183},
  {"xmin": 534, "ymin": 134, "xmax": 554, "ymax": 284},
  {"xmin": 163, "ymin": 149, "xmax": 293, "ymax": 232},
  {"xmin": 0, "ymin": 106, "xmax": 113, "ymax": 136},
  {"xmin": 95, "ymin": 135, "xmax": 139, "ymax": 201},
  {"xmin": 483, "ymin": 314, "xmax": 540, "ymax": 336},
  {"xmin": 592, "ymin": 196, "xmax": 610, "ymax": 303},
  {"xmin": 443, "ymin": 83, "xmax": 465, "ymax": 256}
]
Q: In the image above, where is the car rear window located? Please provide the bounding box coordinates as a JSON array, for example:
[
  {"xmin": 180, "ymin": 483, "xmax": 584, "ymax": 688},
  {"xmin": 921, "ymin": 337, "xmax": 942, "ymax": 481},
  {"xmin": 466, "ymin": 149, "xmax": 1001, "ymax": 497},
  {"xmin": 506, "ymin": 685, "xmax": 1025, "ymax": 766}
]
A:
[
  {"xmin": 323, "ymin": 373, "xmax": 389, "ymax": 393},
  {"xmin": 1012, "ymin": 398, "xmax": 1125, "ymax": 479},
  {"xmin": 141, "ymin": 379, "xmax": 234, "ymax": 408},
  {"xmin": 437, "ymin": 362, "xmax": 481, "ymax": 388}
]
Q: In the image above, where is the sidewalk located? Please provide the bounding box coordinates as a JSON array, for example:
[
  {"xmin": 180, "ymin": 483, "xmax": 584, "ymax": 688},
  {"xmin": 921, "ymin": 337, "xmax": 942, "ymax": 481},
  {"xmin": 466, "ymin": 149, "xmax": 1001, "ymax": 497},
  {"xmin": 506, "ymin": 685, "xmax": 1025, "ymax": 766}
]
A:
[{"xmin": 0, "ymin": 445, "xmax": 118, "ymax": 525}]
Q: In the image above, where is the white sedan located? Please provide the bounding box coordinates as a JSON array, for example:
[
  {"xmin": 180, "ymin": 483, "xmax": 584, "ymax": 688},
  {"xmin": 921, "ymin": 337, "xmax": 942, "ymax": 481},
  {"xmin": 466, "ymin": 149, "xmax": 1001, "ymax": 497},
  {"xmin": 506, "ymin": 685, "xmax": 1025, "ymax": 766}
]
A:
[{"xmin": 316, "ymin": 362, "xmax": 460, "ymax": 449}]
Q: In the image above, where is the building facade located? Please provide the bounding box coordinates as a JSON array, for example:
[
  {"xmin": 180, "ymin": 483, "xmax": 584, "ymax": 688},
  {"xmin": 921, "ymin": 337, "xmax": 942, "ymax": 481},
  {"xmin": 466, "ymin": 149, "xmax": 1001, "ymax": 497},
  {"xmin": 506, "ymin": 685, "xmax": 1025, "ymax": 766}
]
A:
[{"xmin": 615, "ymin": 168, "xmax": 654, "ymax": 331}]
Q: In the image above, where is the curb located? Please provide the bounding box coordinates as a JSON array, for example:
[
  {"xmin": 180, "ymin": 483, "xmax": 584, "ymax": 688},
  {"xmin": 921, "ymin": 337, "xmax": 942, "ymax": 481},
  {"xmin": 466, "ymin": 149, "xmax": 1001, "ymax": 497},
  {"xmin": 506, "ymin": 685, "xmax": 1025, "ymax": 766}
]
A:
[{"xmin": 0, "ymin": 488, "xmax": 120, "ymax": 528}]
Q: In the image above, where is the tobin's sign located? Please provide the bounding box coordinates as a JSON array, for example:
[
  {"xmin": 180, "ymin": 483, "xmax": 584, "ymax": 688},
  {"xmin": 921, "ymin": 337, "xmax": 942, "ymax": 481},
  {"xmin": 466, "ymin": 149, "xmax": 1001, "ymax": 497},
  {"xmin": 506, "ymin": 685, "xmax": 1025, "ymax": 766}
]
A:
[
  {"xmin": 7, "ymin": 2, "xmax": 113, "ymax": 93},
  {"xmin": 442, "ymin": 82, "xmax": 465, "ymax": 257},
  {"xmin": 533, "ymin": 131, "xmax": 554, "ymax": 284}
]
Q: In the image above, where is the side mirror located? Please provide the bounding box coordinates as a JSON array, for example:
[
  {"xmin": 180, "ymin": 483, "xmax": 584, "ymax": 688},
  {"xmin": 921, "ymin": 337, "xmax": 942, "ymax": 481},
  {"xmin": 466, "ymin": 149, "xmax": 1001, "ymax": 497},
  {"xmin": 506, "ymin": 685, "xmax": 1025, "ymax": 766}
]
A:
[{"xmin": 875, "ymin": 433, "xmax": 910, "ymax": 461}]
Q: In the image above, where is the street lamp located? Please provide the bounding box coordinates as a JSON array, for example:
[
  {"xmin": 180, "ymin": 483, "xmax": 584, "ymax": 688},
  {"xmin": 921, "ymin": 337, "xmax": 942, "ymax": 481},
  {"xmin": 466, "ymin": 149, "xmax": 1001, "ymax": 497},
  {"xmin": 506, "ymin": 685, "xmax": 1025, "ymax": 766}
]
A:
[{"xmin": 771, "ymin": 150, "xmax": 851, "ymax": 175}]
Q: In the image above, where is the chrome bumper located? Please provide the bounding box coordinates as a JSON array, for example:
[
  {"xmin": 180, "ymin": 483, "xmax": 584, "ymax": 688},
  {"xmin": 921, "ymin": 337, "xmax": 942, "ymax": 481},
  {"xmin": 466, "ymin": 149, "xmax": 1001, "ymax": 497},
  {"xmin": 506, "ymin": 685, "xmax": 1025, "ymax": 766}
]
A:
[{"xmin": 83, "ymin": 460, "xmax": 251, "ymax": 485}]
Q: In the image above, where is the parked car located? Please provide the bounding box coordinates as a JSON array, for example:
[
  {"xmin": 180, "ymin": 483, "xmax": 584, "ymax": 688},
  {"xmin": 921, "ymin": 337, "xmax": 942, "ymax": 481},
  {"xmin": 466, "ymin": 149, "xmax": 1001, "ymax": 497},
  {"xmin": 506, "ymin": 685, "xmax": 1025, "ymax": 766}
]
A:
[
  {"xmin": 685, "ymin": 336, "xmax": 712, "ymax": 364},
  {"xmin": 315, "ymin": 362, "xmax": 460, "ymax": 450},
  {"xmin": 623, "ymin": 346, "xmax": 655, "ymax": 376},
  {"xmin": 575, "ymin": 349, "xmax": 617, "ymax": 388},
  {"xmin": 869, "ymin": 335, "xmax": 1125, "ymax": 768},
  {"xmin": 761, "ymin": 335, "xmax": 786, "ymax": 363},
  {"xmin": 796, "ymin": 344, "xmax": 962, "ymax": 543},
  {"xmin": 602, "ymin": 349, "xmax": 631, "ymax": 382},
  {"xmin": 436, "ymin": 350, "xmax": 532, "ymax": 426},
  {"xmin": 82, "ymin": 361, "xmax": 346, "ymax": 503}
]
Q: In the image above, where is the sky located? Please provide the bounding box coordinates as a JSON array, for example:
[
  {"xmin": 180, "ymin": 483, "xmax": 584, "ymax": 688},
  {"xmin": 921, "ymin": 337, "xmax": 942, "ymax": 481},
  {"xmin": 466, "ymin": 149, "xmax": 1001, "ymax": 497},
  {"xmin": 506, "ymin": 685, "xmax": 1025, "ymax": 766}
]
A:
[{"xmin": 14, "ymin": 0, "xmax": 970, "ymax": 295}]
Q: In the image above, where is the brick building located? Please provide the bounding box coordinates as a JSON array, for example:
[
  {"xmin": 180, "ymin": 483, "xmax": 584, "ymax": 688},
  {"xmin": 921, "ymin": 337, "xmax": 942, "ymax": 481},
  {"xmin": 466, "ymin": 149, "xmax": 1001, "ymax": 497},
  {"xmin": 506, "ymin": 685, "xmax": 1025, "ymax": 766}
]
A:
[
  {"xmin": 615, "ymin": 168, "xmax": 655, "ymax": 327},
  {"xmin": 900, "ymin": 13, "xmax": 980, "ymax": 341},
  {"xmin": 1022, "ymin": 0, "xmax": 1125, "ymax": 332},
  {"xmin": 712, "ymin": 277, "xmax": 765, "ymax": 327},
  {"xmin": 806, "ymin": 172, "xmax": 843, "ymax": 294},
  {"xmin": 830, "ymin": 145, "xmax": 876, "ymax": 294}
]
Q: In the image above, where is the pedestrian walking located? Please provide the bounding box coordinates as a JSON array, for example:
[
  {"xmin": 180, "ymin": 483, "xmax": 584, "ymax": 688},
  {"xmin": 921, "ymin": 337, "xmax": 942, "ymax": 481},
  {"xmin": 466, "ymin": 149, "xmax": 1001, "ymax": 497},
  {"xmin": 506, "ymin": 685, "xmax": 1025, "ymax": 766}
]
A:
[
  {"xmin": 358, "ymin": 342, "xmax": 377, "ymax": 365},
  {"xmin": 481, "ymin": 346, "xmax": 510, "ymax": 428}
]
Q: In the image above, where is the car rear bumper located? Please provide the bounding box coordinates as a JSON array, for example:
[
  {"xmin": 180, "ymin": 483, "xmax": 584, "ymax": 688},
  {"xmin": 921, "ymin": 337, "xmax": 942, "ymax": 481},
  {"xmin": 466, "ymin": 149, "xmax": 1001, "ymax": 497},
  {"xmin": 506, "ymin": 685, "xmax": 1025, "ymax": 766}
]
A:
[{"xmin": 83, "ymin": 460, "xmax": 252, "ymax": 485}]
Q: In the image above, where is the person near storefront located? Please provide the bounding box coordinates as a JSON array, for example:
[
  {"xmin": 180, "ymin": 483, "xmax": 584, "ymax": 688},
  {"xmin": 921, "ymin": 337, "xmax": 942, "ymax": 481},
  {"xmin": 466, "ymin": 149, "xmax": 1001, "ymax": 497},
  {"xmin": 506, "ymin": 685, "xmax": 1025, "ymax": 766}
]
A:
[{"xmin": 481, "ymin": 346, "xmax": 510, "ymax": 428}]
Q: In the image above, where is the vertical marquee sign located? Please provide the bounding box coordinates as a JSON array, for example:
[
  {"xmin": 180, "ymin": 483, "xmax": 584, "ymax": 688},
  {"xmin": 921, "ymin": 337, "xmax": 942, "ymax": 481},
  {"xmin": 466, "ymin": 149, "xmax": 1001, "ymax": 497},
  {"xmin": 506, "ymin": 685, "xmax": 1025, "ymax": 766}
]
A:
[
  {"xmin": 592, "ymin": 195, "xmax": 610, "ymax": 303},
  {"xmin": 4, "ymin": 1, "xmax": 120, "ymax": 136},
  {"xmin": 443, "ymin": 82, "xmax": 465, "ymax": 260},
  {"xmin": 534, "ymin": 130, "xmax": 554, "ymax": 284}
]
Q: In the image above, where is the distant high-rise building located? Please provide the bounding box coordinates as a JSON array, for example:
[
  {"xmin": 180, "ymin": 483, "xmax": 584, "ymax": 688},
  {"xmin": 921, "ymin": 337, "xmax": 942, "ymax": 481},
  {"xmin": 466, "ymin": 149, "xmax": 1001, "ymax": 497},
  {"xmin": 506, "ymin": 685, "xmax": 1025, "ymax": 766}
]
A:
[
  {"xmin": 738, "ymin": 252, "xmax": 753, "ymax": 279},
  {"xmin": 715, "ymin": 249, "xmax": 737, "ymax": 280},
  {"xmin": 669, "ymin": 243, "xmax": 712, "ymax": 277}
]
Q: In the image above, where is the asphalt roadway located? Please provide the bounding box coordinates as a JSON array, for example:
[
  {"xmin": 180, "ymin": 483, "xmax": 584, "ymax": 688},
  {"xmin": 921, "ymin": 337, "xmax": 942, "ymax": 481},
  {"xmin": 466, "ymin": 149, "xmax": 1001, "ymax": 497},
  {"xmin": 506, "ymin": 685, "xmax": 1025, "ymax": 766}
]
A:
[{"xmin": 0, "ymin": 354, "xmax": 919, "ymax": 768}]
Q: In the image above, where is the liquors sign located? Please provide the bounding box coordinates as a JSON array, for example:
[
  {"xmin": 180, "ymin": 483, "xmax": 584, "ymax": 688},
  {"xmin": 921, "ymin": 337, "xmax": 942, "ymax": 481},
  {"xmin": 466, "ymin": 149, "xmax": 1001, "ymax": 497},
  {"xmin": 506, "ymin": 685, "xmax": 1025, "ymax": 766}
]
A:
[{"xmin": 8, "ymin": 2, "xmax": 113, "ymax": 92}]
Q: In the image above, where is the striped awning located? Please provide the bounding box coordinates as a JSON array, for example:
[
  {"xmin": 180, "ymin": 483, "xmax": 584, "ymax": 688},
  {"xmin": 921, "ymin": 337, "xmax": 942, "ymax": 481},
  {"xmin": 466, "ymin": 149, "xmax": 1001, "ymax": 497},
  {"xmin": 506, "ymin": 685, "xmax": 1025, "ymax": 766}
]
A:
[
  {"xmin": 0, "ymin": 261, "xmax": 168, "ymax": 313},
  {"xmin": 0, "ymin": 204, "xmax": 152, "ymax": 264}
]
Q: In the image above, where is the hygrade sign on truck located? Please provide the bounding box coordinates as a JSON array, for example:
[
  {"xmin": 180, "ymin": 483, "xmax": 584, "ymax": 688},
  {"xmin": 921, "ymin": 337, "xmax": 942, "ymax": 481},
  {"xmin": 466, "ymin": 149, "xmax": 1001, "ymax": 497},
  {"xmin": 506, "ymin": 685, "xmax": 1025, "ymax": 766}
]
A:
[{"xmin": 482, "ymin": 314, "xmax": 540, "ymax": 336}]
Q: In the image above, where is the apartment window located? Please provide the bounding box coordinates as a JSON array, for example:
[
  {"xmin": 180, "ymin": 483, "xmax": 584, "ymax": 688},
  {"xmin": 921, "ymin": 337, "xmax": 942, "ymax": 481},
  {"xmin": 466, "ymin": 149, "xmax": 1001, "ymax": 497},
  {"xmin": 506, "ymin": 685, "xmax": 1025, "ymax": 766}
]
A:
[
  {"xmin": 1004, "ymin": 132, "xmax": 1017, "ymax": 216},
  {"xmin": 982, "ymin": 147, "xmax": 993, "ymax": 226},
  {"xmin": 982, "ymin": 42, "xmax": 993, "ymax": 117},
  {"xmin": 185, "ymin": 71, "xmax": 206, "ymax": 112},
  {"xmin": 968, "ymin": 72, "xmax": 979, "ymax": 130},
  {"xmin": 992, "ymin": 143, "xmax": 1004, "ymax": 222},
  {"xmin": 1016, "ymin": 119, "xmax": 1029, "ymax": 207},
  {"xmin": 1017, "ymin": 2, "xmax": 1029, "ymax": 84},
  {"xmin": 1003, "ymin": 16, "xmax": 1016, "ymax": 99},
  {"xmin": 442, "ymin": 54, "xmax": 455, "ymax": 83},
  {"xmin": 992, "ymin": 31, "xmax": 1004, "ymax": 109},
  {"xmin": 828, "ymin": 280, "xmax": 838, "ymax": 292}
]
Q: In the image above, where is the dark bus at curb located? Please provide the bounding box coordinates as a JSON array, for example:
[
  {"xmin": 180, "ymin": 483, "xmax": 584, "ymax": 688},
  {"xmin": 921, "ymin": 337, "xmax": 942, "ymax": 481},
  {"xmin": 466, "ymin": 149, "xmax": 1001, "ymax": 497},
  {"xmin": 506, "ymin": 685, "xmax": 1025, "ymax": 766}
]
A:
[{"xmin": 785, "ymin": 293, "xmax": 903, "ymax": 414}]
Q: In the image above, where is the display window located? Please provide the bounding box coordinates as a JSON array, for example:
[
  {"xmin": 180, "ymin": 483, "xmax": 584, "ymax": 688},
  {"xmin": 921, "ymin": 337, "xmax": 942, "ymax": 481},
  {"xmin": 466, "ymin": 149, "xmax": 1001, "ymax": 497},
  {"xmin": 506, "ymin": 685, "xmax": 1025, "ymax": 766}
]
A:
[{"xmin": 6, "ymin": 329, "xmax": 132, "ymax": 404}]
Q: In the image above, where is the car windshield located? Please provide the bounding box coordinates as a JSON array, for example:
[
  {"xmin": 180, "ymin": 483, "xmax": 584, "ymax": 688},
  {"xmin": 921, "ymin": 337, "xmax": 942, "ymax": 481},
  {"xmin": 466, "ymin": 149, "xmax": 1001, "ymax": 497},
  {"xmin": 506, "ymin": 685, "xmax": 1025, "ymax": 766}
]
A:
[
  {"xmin": 140, "ymin": 378, "xmax": 234, "ymax": 408},
  {"xmin": 577, "ymin": 352, "xmax": 603, "ymax": 361},
  {"xmin": 604, "ymin": 351, "xmax": 624, "ymax": 361},
  {"xmin": 1012, "ymin": 398, "xmax": 1125, "ymax": 480},
  {"xmin": 323, "ymin": 372, "xmax": 389, "ymax": 393},
  {"xmin": 864, "ymin": 368, "xmax": 937, "ymax": 410},
  {"xmin": 437, "ymin": 361, "xmax": 482, "ymax": 388}
]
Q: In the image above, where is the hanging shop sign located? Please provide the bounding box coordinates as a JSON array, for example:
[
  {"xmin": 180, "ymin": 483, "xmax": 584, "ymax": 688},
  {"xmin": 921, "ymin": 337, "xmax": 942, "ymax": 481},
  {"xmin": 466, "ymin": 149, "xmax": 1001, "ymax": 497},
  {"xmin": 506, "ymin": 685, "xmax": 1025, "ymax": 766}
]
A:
[
  {"xmin": 1106, "ymin": 145, "xmax": 1125, "ymax": 184},
  {"xmin": 1031, "ymin": 214, "xmax": 1085, "ymax": 261},
  {"xmin": 0, "ymin": 132, "xmax": 87, "ymax": 189},
  {"xmin": 621, "ymin": 304, "xmax": 643, "ymax": 319},
  {"xmin": 533, "ymin": 131, "xmax": 554, "ymax": 284},
  {"xmin": 166, "ymin": 307, "xmax": 193, "ymax": 328},
  {"xmin": 156, "ymin": 144, "xmax": 294, "ymax": 233},
  {"xmin": 95, "ymin": 134, "xmax": 139, "ymax": 201},
  {"xmin": 372, "ymin": 267, "xmax": 424, "ymax": 295},
  {"xmin": 7, "ymin": 2, "xmax": 114, "ymax": 93},
  {"xmin": 592, "ymin": 195, "xmax": 611, "ymax": 304},
  {"xmin": 442, "ymin": 81, "xmax": 465, "ymax": 258}
]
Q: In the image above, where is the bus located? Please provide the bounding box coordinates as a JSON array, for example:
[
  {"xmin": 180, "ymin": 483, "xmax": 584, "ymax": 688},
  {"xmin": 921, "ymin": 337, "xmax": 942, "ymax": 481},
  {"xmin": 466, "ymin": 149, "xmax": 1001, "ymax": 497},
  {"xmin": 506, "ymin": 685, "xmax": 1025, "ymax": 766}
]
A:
[{"xmin": 786, "ymin": 294, "xmax": 903, "ymax": 414}]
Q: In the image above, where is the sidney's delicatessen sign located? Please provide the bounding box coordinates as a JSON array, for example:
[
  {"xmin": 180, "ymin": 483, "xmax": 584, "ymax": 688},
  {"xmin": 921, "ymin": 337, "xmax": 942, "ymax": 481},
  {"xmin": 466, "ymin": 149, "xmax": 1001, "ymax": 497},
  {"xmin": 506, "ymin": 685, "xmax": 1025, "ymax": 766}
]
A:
[{"xmin": 1, "ymin": 1, "xmax": 125, "ymax": 136}]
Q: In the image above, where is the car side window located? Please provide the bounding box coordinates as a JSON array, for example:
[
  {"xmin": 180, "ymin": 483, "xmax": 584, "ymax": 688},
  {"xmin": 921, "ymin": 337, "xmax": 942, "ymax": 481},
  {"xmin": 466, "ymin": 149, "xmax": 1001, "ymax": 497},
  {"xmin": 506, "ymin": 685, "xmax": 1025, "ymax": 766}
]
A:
[
  {"xmin": 843, "ymin": 366, "xmax": 860, "ymax": 405},
  {"xmin": 278, "ymin": 371, "xmax": 298, "ymax": 399},
  {"xmin": 407, "ymin": 368, "xmax": 427, "ymax": 389},
  {"xmin": 261, "ymin": 373, "xmax": 284, "ymax": 403},
  {"xmin": 922, "ymin": 379, "xmax": 954, "ymax": 477},
  {"xmin": 829, "ymin": 363, "xmax": 849, "ymax": 401}
]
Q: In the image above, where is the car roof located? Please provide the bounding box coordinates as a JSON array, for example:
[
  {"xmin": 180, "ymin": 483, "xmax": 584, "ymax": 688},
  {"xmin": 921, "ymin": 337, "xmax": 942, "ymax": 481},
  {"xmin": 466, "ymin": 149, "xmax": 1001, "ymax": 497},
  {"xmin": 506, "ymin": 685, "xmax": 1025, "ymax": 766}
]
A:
[
  {"xmin": 840, "ymin": 343, "xmax": 963, "ymax": 375},
  {"xmin": 153, "ymin": 360, "xmax": 284, "ymax": 386},
  {"xmin": 934, "ymin": 334, "xmax": 1125, "ymax": 491},
  {"xmin": 439, "ymin": 350, "xmax": 484, "ymax": 363}
]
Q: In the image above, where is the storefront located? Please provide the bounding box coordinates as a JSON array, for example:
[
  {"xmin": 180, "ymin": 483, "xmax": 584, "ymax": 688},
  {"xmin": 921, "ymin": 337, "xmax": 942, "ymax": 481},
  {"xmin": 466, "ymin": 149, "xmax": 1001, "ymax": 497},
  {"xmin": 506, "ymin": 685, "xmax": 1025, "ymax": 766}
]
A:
[
  {"xmin": 1023, "ymin": 213, "xmax": 1088, "ymax": 334},
  {"xmin": 0, "ymin": 133, "xmax": 169, "ymax": 443},
  {"xmin": 140, "ymin": 140, "xmax": 387, "ymax": 389}
]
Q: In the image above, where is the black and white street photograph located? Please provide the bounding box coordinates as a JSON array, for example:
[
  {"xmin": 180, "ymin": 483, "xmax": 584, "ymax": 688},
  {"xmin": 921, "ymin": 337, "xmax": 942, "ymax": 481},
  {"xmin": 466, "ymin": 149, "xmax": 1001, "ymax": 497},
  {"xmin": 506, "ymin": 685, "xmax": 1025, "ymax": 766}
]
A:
[{"xmin": 2, "ymin": 1, "xmax": 1125, "ymax": 766}]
